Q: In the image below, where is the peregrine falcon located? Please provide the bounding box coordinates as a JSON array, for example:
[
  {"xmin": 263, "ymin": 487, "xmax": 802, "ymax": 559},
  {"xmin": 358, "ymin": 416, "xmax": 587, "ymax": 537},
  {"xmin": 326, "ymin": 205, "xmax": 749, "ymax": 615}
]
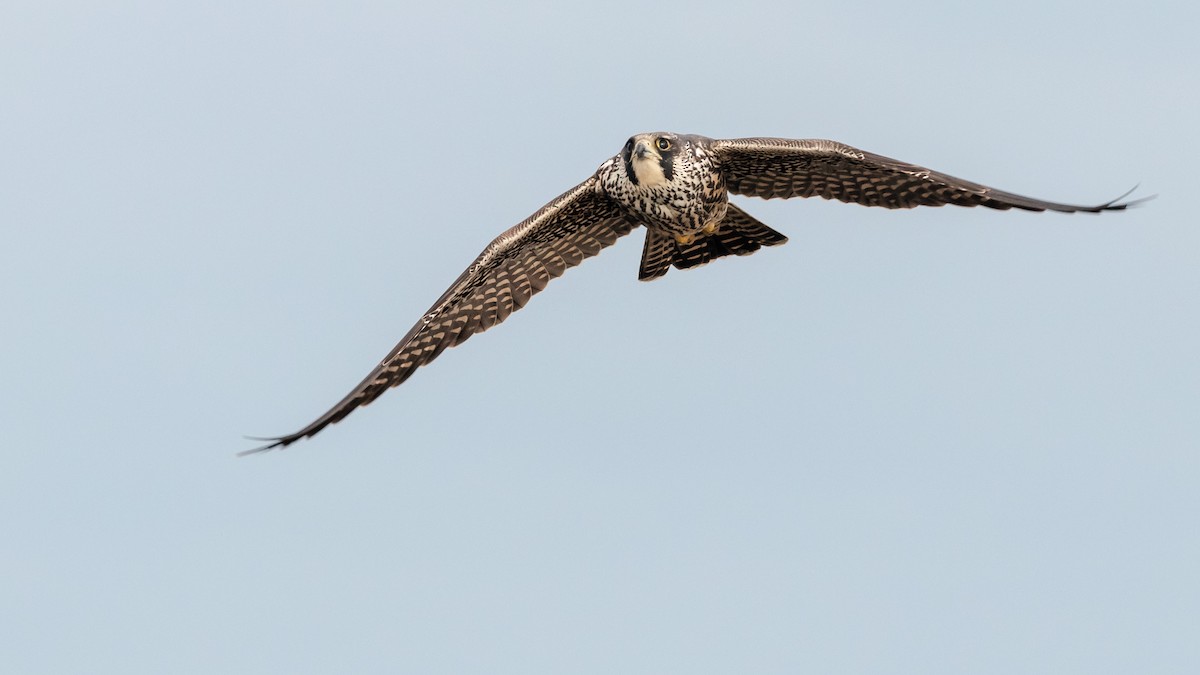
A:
[{"xmin": 245, "ymin": 133, "xmax": 1143, "ymax": 454}]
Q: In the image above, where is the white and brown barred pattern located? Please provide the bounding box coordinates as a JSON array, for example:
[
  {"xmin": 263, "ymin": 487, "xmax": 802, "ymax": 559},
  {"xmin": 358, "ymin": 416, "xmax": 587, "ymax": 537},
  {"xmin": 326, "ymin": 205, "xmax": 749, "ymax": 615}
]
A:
[
  {"xmin": 637, "ymin": 203, "xmax": 788, "ymax": 281},
  {"xmin": 599, "ymin": 133, "xmax": 729, "ymax": 238},
  {"xmin": 714, "ymin": 138, "xmax": 1139, "ymax": 212},
  {"xmin": 244, "ymin": 178, "xmax": 636, "ymax": 453},
  {"xmin": 248, "ymin": 133, "xmax": 1143, "ymax": 454}
]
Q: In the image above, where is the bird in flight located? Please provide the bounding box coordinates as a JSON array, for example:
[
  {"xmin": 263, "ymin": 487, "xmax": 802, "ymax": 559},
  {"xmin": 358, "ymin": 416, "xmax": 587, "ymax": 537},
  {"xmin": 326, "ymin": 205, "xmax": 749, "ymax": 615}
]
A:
[{"xmin": 245, "ymin": 133, "xmax": 1142, "ymax": 454}]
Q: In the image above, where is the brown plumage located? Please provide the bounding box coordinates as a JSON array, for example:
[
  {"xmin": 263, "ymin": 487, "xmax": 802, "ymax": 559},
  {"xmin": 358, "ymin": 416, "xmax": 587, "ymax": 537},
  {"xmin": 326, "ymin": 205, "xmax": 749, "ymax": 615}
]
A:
[{"xmin": 245, "ymin": 133, "xmax": 1145, "ymax": 454}]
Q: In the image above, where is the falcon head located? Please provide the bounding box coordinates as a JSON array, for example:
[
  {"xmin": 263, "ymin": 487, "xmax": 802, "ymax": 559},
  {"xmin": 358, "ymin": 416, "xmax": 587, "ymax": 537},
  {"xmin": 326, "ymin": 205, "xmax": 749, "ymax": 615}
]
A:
[{"xmin": 622, "ymin": 132, "xmax": 682, "ymax": 188}]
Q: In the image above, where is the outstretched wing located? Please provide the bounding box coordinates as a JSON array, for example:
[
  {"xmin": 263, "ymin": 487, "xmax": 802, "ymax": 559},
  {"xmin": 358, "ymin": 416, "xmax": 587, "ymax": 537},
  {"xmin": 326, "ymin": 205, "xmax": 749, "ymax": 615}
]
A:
[
  {"xmin": 245, "ymin": 176, "xmax": 636, "ymax": 454},
  {"xmin": 713, "ymin": 138, "xmax": 1142, "ymax": 212}
]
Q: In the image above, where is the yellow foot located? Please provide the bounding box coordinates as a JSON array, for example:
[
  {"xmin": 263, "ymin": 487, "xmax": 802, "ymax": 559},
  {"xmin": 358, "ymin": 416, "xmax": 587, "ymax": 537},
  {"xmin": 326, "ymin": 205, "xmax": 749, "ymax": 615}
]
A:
[
  {"xmin": 702, "ymin": 221, "xmax": 719, "ymax": 235},
  {"xmin": 675, "ymin": 233, "xmax": 695, "ymax": 245}
]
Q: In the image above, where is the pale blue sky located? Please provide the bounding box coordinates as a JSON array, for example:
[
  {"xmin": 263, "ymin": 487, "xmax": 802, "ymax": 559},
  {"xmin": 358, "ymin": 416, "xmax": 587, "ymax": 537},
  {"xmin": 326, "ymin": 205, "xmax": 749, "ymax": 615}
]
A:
[{"xmin": 2, "ymin": 1, "xmax": 1198, "ymax": 673}]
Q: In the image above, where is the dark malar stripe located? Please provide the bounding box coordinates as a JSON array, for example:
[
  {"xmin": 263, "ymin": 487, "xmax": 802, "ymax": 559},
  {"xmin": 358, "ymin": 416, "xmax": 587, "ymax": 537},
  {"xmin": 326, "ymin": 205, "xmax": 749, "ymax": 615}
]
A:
[{"xmin": 621, "ymin": 138, "xmax": 638, "ymax": 186}]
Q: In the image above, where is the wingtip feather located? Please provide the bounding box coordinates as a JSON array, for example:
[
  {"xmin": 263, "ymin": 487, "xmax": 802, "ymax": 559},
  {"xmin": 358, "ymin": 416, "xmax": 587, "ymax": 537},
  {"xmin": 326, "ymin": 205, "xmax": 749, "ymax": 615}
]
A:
[
  {"xmin": 1105, "ymin": 184, "xmax": 1156, "ymax": 210},
  {"xmin": 237, "ymin": 435, "xmax": 288, "ymax": 457}
]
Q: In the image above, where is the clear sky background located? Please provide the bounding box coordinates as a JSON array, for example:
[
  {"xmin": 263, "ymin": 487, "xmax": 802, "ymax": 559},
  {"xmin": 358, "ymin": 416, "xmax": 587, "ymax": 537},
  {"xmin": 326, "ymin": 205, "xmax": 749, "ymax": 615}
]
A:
[{"xmin": 2, "ymin": 1, "xmax": 1197, "ymax": 673}]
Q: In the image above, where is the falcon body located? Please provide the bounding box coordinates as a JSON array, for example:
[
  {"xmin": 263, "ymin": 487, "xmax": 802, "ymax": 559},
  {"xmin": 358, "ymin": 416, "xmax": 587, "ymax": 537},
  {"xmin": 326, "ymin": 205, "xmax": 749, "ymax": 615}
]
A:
[
  {"xmin": 600, "ymin": 133, "xmax": 727, "ymax": 241},
  {"xmin": 246, "ymin": 132, "xmax": 1143, "ymax": 454}
]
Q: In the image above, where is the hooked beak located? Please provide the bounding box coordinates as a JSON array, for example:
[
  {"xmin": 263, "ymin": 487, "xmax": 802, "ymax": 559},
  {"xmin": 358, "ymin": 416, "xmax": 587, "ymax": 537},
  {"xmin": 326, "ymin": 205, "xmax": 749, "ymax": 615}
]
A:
[{"xmin": 634, "ymin": 140, "xmax": 654, "ymax": 160}]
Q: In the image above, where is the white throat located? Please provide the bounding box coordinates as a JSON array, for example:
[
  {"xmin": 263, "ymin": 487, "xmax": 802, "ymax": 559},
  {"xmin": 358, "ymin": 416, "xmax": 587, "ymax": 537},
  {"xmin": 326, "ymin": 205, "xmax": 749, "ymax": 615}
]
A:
[{"xmin": 632, "ymin": 155, "xmax": 669, "ymax": 187}]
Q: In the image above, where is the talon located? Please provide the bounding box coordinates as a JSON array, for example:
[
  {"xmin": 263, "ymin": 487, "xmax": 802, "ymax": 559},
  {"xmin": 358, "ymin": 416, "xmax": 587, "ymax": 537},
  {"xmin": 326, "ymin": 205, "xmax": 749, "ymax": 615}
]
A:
[{"xmin": 675, "ymin": 233, "xmax": 695, "ymax": 245}]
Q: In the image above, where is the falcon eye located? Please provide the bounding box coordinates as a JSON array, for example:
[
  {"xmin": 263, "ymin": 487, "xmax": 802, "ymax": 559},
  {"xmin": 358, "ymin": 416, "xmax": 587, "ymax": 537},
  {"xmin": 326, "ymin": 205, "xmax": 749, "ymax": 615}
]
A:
[{"xmin": 655, "ymin": 138, "xmax": 672, "ymax": 151}]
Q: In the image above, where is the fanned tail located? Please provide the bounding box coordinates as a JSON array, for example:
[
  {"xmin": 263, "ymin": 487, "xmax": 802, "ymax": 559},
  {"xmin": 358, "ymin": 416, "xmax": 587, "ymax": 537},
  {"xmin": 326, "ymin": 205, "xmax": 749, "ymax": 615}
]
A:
[{"xmin": 637, "ymin": 203, "xmax": 788, "ymax": 281}]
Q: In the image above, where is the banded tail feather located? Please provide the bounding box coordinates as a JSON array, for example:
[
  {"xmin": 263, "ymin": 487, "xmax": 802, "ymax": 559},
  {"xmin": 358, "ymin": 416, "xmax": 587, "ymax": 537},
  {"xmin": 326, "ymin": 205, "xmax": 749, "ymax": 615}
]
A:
[{"xmin": 637, "ymin": 203, "xmax": 788, "ymax": 281}]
